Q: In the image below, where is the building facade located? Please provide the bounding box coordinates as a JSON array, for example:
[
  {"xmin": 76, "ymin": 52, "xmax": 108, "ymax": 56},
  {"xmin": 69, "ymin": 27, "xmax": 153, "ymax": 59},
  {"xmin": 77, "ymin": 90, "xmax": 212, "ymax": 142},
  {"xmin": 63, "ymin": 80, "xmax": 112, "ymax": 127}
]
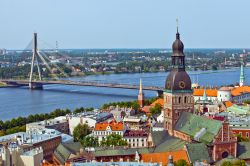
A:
[{"xmin": 93, "ymin": 120, "xmax": 124, "ymax": 143}]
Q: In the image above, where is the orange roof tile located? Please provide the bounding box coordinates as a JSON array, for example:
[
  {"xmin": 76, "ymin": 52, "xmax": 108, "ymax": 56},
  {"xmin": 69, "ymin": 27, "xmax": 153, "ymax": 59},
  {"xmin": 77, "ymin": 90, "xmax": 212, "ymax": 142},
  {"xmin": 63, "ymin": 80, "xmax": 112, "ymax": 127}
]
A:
[
  {"xmin": 224, "ymin": 101, "xmax": 233, "ymax": 108},
  {"xmin": 141, "ymin": 150, "xmax": 189, "ymax": 166},
  {"xmin": 95, "ymin": 120, "xmax": 123, "ymax": 131},
  {"xmin": 193, "ymin": 89, "xmax": 217, "ymax": 97},
  {"xmin": 231, "ymin": 86, "xmax": 250, "ymax": 96},
  {"xmin": 150, "ymin": 98, "xmax": 164, "ymax": 107}
]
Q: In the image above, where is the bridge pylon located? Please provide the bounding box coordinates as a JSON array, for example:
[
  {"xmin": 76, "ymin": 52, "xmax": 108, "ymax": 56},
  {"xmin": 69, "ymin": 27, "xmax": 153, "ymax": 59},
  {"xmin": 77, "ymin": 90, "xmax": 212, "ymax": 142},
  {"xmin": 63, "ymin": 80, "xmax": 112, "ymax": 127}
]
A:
[{"xmin": 29, "ymin": 33, "xmax": 43, "ymax": 90}]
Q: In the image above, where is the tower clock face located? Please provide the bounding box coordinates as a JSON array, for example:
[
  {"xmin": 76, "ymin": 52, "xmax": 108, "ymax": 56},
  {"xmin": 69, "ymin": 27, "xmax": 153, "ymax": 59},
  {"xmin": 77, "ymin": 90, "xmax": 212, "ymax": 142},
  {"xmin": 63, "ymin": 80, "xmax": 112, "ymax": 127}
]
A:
[{"xmin": 179, "ymin": 81, "xmax": 186, "ymax": 89}]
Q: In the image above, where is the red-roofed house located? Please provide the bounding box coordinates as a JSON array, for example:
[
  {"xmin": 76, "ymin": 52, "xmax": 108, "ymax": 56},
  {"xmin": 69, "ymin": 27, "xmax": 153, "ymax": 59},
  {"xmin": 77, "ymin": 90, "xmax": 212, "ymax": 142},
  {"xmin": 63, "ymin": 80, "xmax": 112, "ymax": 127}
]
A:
[{"xmin": 93, "ymin": 120, "xmax": 124, "ymax": 143}]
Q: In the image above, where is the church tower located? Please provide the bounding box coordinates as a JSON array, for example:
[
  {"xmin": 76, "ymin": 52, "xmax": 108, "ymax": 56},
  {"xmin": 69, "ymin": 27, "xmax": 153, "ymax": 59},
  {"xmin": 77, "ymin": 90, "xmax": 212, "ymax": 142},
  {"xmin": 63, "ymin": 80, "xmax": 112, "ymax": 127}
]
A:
[
  {"xmin": 138, "ymin": 78, "xmax": 144, "ymax": 108},
  {"xmin": 239, "ymin": 56, "xmax": 245, "ymax": 87},
  {"xmin": 164, "ymin": 26, "xmax": 194, "ymax": 135}
]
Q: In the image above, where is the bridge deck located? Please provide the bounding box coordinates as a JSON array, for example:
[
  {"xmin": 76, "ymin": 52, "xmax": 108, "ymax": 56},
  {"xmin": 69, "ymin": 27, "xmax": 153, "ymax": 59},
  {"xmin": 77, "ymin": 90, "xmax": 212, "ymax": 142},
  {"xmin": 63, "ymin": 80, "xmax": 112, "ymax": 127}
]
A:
[{"xmin": 0, "ymin": 79, "xmax": 163, "ymax": 91}]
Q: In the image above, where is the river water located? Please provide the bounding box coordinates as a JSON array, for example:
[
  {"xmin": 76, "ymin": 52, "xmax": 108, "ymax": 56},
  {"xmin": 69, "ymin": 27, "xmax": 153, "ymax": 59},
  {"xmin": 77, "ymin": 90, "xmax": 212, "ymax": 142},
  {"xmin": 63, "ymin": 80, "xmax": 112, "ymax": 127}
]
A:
[{"xmin": 0, "ymin": 68, "xmax": 248, "ymax": 120}]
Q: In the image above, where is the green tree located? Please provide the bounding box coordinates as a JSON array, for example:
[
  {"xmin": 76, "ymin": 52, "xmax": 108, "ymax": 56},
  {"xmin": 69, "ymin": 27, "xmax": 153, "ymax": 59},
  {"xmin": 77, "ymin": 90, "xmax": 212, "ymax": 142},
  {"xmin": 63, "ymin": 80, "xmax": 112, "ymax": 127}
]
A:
[
  {"xmin": 81, "ymin": 136, "xmax": 99, "ymax": 147},
  {"xmin": 174, "ymin": 159, "xmax": 189, "ymax": 166},
  {"xmin": 233, "ymin": 160, "xmax": 246, "ymax": 166},
  {"xmin": 131, "ymin": 102, "xmax": 140, "ymax": 110},
  {"xmin": 73, "ymin": 124, "xmax": 91, "ymax": 142},
  {"xmin": 150, "ymin": 103, "xmax": 162, "ymax": 115},
  {"xmin": 221, "ymin": 161, "xmax": 233, "ymax": 166},
  {"xmin": 101, "ymin": 134, "xmax": 128, "ymax": 147}
]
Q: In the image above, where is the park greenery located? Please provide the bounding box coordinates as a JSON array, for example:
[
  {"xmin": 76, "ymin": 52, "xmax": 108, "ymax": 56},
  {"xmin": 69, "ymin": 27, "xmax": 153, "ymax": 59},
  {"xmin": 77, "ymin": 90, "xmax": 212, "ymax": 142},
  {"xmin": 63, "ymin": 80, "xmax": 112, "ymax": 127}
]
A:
[
  {"xmin": 220, "ymin": 160, "xmax": 246, "ymax": 166},
  {"xmin": 150, "ymin": 103, "xmax": 162, "ymax": 115},
  {"xmin": 100, "ymin": 133, "xmax": 128, "ymax": 147},
  {"xmin": 72, "ymin": 124, "xmax": 127, "ymax": 147},
  {"xmin": 81, "ymin": 136, "xmax": 99, "ymax": 147},
  {"xmin": 73, "ymin": 124, "xmax": 91, "ymax": 142},
  {"xmin": 174, "ymin": 159, "xmax": 189, "ymax": 166}
]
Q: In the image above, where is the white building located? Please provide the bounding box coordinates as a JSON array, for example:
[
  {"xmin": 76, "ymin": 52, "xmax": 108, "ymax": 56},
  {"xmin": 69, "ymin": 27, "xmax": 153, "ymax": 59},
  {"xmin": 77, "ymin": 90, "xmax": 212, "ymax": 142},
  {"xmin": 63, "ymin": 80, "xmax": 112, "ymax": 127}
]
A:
[
  {"xmin": 123, "ymin": 130, "xmax": 150, "ymax": 148},
  {"xmin": 217, "ymin": 87, "xmax": 233, "ymax": 102},
  {"xmin": 0, "ymin": 145, "xmax": 43, "ymax": 166},
  {"xmin": 67, "ymin": 112, "xmax": 113, "ymax": 135},
  {"xmin": 26, "ymin": 116, "xmax": 69, "ymax": 134}
]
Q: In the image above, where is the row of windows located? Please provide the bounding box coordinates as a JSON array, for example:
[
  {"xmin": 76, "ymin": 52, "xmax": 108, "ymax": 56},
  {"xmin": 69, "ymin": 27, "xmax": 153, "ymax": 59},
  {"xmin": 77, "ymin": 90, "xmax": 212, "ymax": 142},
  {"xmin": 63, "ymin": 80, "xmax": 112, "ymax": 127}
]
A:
[
  {"xmin": 166, "ymin": 96, "xmax": 193, "ymax": 104},
  {"xmin": 94, "ymin": 131, "xmax": 122, "ymax": 135},
  {"xmin": 128, "ymin": 143, "xmax": 145, "ymax": 147},
  {"xmin": 239, "ymin": 132, "xmax": 249, "ymax": 138},
  {"xmin": 125, "ymin": 138, "xmax": 147, "ymax": 142}
]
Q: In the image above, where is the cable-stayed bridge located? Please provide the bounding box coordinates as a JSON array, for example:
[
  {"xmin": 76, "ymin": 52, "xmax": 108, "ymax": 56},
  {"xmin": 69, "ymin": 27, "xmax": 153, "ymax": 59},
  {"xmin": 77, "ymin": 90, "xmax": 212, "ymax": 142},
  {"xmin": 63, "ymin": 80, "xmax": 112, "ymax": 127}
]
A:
[{"xmin": 0, "ymin": 33, "xmax": 164, "ymax": 95}]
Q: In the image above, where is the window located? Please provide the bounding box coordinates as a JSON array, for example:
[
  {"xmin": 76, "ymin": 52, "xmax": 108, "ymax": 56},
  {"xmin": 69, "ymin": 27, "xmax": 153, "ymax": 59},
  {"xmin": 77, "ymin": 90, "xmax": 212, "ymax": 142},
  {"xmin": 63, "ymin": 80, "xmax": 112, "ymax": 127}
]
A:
[
  {"xmin": 184, "ymin": 96, "xmax": 187, "ymax": 103},
  {"xmin": 246, "ymin": 132, "xmax": 249, "ymax": 138},
  {"xmin": 179, "ymin": 97, "xmax": 181, "ymax": 104},
  {"xmin": 239, "ymin": 132, "xmax": 242, "ymax": 136}
]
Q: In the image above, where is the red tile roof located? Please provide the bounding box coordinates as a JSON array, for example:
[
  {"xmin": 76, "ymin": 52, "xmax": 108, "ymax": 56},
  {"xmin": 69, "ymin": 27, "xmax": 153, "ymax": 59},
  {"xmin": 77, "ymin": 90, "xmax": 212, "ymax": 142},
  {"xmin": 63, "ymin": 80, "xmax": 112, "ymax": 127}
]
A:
[
  {"xmin": 231, "ymin": 86, "xmax": 250, "ymax": 96},
  {"xmin": 94, "ymin": 120, "xmax": 123, "ymax": 131},
  {"xmin": 224, "ymin": 101, "xmax": 233, "ymax": 108},
  {"xmin": 150, "ymin": 98, "xmax": 164, "ymax": 107},
  {"xmin": 193, "ymin": 89, "xmax": 217, "ymax": 97},
  {"xmin": 141, "ymin": 150, "xmax": 190, "ymax": 166}
]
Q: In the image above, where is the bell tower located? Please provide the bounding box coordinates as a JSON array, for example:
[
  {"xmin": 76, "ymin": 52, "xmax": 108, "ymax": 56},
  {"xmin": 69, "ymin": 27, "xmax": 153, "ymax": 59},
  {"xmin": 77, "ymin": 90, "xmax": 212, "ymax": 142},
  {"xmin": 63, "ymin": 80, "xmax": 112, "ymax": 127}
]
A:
[{"xmin": 164, "ymin": 23, "xmax": 194, "ymax": 135}]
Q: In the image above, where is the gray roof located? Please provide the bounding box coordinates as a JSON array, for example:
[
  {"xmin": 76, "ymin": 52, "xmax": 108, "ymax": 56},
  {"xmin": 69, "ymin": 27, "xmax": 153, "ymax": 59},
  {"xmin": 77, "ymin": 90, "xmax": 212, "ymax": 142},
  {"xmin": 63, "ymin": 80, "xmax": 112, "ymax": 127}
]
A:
[
  {"xmin": 54, "ymin": 144, "xmax": 71, "ymax": 164},
  {"xmin": 237, "ymin": 142, "xmax": 250, "ymax": 159}
]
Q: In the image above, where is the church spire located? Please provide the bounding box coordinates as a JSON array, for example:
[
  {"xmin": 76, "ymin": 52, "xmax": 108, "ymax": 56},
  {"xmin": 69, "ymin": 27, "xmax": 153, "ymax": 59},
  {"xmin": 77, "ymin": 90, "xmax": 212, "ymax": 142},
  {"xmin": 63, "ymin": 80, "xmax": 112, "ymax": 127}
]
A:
[
  {"xmin": 138, "ymin": 78, "xmax": 144, "ymax": 108},
  {"xmin": 240, "ymin": 59, "xmax": 245, "ymax": 87},
  {"xmin": 176, "ymin": 18, "xmax": 180, "ymax": 39},
  {"xmin": 139, "ymin": 78, "xmax": 143, "ymax": 93},
  {"xmin": 202, "ymin": 87, "xmax": 208, "ymax": 101}
]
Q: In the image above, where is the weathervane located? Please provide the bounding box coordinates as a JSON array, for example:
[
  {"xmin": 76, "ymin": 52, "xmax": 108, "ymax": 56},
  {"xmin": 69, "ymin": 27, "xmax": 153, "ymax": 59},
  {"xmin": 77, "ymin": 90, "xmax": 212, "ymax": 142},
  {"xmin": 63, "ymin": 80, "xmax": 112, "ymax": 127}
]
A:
[{"xmin": 176, "ymin": 18, "xmax": 179, "ymax": 33}]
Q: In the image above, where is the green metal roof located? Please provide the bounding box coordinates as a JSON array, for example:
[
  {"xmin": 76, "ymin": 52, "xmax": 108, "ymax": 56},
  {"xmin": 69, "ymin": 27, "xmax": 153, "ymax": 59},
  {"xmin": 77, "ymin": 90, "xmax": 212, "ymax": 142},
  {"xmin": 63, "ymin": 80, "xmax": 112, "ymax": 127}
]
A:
[
  {"xmin": 186, "ymin": 143, "xmax": 212, "ymax": 164},
  {"xmin": 174, "ymin": 112, "xmax": 222, "ymax": 144},
  {"xmin": 152, "ymin": 131, "xmax": 187, "ymax": 152},
  {"xmin": 63, "ymin": 142, "xmax": 82, "ymax": 154},
  {"xmin": 226, "ymin": 105, "xmax": 250, "ymax": 115},
  {"xmin": 54, "ymin": 143, "xmax": 71, "ymax": 164}
]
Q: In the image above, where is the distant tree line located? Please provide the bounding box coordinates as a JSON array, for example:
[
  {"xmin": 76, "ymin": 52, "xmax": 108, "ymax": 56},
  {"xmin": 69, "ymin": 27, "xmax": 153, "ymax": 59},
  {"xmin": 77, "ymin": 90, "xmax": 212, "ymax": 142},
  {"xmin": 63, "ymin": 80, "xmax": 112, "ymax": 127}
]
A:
[{"xmin": 101, "ymin": 97, "xmax": 159, "ymax": 110}]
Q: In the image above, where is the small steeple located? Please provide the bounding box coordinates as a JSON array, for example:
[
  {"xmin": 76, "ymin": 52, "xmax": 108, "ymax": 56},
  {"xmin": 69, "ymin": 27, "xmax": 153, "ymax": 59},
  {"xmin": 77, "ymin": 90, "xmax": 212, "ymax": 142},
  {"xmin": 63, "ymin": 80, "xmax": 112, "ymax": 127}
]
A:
[
  {"xmin": 202, "ymin": 87, "xmax": 208, "ymax": 101},
  {"xmin": 176, "ymin": 18, "xmax": 180, "ymax": 39},
  {"xmin": 138, "ymin": 78, "xmax": 144, "ymax": 108},
  {"xmin": 240, "ymin": 59, "xmax": 245, "ymax": 87},
  {"xmin": 139, "ymin": 78, "xmax": 143, "ymax": 94}
]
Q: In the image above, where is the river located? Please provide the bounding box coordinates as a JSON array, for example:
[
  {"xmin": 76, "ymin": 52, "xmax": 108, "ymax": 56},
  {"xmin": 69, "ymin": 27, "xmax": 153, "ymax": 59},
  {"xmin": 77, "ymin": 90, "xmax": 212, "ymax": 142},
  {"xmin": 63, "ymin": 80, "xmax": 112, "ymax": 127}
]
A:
[{"xmin": 0, "ymin": 68, "xmax": 248, "ymax": 120}]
